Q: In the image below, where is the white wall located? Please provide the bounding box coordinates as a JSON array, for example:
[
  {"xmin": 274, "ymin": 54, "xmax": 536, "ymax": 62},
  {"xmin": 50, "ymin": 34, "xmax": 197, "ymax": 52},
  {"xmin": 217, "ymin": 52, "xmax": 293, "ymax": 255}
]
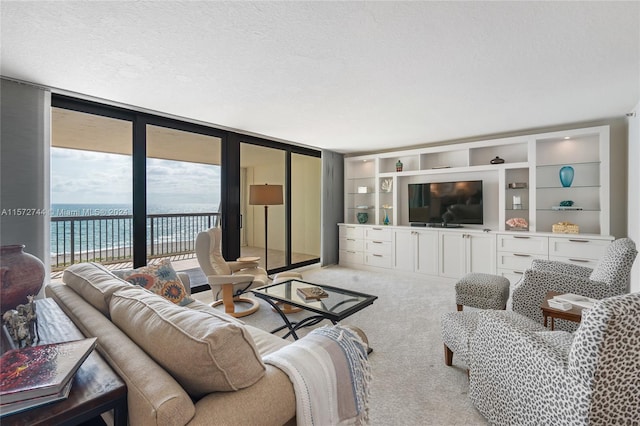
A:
[
  {"xmin": 0, "ymin": 79, "xmax": 51, "ymax": 289},
  {"xmin": 628, "ymin": 101, "xmax": 640, "ymax": 293}
]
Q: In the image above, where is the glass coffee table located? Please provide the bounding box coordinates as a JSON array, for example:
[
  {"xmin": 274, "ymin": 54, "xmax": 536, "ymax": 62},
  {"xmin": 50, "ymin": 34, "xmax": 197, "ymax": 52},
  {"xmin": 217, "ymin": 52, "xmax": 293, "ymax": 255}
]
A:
[{"xmin": 251, "ymin": 279, "xmax": 377, "ymax": 341}]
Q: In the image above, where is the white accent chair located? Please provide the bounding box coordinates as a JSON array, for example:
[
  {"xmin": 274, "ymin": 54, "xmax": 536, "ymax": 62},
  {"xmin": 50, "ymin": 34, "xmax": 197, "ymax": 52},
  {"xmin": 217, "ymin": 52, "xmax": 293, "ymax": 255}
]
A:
[{"xmin": 195, "ymin": 227, "xmax": 268, "ymax": 318}]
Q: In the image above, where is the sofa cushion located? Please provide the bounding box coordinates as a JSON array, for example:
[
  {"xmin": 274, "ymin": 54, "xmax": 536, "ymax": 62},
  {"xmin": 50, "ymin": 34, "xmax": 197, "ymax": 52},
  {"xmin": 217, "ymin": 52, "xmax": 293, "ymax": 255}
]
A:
[
  {"xmin": 110, "ymin": 286, "xmax": 266, "ymax": 397},
  {"xmin": 112, "ymin": 259, "xmax": 194, "ymax": 306},
  {"xmin": 63, "ymin": 262, "xmax": 132, "ymax": 317}
]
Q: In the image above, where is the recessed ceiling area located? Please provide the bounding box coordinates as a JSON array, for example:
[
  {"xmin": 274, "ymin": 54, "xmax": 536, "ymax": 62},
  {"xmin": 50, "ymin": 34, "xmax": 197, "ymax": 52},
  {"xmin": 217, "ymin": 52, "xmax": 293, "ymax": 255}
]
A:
[{"xmin": 2, "ymin": 1, "xmax": 638, "ymax": 154}]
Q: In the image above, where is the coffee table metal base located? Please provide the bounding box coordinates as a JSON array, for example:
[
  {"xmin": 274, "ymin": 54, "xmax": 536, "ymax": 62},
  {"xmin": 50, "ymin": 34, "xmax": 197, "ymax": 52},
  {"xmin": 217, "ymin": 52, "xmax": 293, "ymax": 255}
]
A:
[{"xmin": 261, "ymin": 297, "xmax": 334, "ymax": 340}]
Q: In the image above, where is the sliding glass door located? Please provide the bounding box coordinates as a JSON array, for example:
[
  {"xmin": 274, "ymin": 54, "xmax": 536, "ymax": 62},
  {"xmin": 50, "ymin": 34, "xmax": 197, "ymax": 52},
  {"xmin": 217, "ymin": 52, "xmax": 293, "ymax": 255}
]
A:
[
  {"xmin": 239, "ymin": 141, "xmax": 321, "ymax": 274},
  {"xmin": 240, "ymin": 143, "xmax": 286, "ymax": 271},
  {"xmin": 291, "ymin": 153, "xmax": 321, "ymax": 265},
  {"xmin": 145, "ymin": 124, "xmax": 221, "ymax": 286}
]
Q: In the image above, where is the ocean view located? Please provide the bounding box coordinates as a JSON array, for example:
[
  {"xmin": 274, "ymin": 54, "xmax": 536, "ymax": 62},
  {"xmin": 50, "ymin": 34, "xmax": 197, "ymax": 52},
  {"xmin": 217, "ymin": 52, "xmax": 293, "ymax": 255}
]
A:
[{"xmin": 49, "ymin": 203, "xmax": 219, "ymax": 263}]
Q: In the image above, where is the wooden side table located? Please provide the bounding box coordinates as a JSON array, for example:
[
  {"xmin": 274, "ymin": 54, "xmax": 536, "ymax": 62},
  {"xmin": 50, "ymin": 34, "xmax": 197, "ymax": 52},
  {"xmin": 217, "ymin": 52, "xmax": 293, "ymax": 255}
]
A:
[
  {"xmin": 1, "ymin": 298, "xmax": 127, "ymax": 426},
  {"xmin": 541, "ymin": 291, "xmax": 584, "ymax": 330}
]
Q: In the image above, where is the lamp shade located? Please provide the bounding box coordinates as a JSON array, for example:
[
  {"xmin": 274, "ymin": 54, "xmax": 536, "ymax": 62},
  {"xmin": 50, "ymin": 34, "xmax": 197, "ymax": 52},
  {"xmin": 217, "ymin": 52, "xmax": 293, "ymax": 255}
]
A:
[{"xmin": 249, "ymin": 184, "xmax": 283, "ymax": 206}]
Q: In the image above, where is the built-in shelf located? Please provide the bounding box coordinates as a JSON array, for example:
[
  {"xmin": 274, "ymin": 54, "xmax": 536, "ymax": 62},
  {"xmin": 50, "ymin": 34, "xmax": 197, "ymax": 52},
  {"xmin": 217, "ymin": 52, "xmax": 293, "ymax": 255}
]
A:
[{"xmin": 344, "ymin": 125, "xmax": 609, "ymax": 235}]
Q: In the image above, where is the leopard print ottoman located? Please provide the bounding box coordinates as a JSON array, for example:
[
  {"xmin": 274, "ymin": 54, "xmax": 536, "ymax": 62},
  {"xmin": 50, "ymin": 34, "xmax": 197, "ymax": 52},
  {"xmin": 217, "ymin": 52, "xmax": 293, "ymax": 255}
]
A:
[{"xmin": 455, "ymin": 273, "xmax": 510, "ymax": 311}]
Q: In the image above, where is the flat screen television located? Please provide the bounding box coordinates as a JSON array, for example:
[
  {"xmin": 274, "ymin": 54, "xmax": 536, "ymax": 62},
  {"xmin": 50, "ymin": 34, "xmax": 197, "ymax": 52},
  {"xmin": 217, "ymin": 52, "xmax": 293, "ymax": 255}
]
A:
[{"xmin": 408, "ymin": 180, "xmax": 483, "ymax": 225}]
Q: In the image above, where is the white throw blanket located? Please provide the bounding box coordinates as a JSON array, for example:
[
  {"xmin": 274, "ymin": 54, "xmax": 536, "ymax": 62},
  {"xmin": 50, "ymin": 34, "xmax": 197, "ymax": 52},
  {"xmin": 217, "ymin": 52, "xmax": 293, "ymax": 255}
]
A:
[{"xmin": 264, "ymin": 325, "xmax": 372, "ymax": 425}]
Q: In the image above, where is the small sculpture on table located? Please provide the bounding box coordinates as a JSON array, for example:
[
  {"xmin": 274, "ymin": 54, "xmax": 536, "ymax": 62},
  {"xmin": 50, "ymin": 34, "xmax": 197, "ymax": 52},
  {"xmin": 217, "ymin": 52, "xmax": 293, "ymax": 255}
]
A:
[{"xmin": 3, "ymin": 295, "xmax": 38, "ymax": 348}]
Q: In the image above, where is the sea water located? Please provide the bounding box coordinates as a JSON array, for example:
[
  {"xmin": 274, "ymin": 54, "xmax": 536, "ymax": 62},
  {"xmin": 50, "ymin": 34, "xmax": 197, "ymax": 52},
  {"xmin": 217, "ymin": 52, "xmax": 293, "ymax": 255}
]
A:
[{"xmin": 49, "ymin": 203, "xmax": 218, "ymax": 260}]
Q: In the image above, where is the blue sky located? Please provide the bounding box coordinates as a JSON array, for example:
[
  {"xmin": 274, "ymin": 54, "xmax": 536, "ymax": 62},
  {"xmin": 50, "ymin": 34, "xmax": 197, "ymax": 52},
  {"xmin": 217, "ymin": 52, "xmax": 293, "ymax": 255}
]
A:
[{"xmin": 51, "ymin": 148, "xmax": 221, "ymax": 210}]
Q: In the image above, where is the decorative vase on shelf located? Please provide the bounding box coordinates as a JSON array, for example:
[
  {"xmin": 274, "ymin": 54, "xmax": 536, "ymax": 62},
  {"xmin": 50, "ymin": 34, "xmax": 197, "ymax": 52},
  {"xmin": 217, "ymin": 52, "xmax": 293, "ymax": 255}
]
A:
[
  {"xmin": 357, "ymin": 212, "xmax": 368, "ymax": 224},
  {"xmin": 490, "ymin": 156, "xmax": 505, "ymax": 164},
  {"xmin": 559, "ymin": 165, "xmax": 575, "ymax": 187},
  {"xmin": 396, "ymin": 160, "xmax": 403, "ymax": 172},
  {"xmin": 383, "ymin": 210, "xmax": 390, "ymax": 225},
  {"xmin": 0, "ymin": 245, "xmax": 45, "ymax": 313}
]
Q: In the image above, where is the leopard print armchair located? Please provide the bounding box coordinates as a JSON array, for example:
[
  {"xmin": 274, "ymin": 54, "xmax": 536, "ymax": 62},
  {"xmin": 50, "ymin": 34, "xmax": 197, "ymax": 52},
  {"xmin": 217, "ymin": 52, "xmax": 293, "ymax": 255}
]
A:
[
  {"xmin": 469, "ymin": 292, "xmax": 640, "ymax": 425},
  {"xmin": 512, "ymin": 238, "xmax": 637, "ymax": 331}
]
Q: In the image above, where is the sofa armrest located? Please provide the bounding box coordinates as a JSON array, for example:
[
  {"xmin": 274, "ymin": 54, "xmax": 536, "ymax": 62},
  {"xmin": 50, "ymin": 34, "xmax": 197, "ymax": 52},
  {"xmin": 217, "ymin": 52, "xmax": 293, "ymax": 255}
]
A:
[
  {"xmin": 46, "ymin": 283, "xmax": 196, "ymax": 426},
  {"xmin": 531, "ymin": 259, "xmax": 593, "ymax": 278}
]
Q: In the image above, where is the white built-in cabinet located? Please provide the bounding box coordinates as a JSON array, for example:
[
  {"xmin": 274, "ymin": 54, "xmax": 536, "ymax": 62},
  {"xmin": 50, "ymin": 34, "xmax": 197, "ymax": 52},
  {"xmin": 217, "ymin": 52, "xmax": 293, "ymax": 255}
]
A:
[
  {"xmin": 339, "ymin": 224, "xmax": 613, "ymax": 281},
  {"xmin": 439, "ymin": 231, "xmax": 497, "ymax": 278},
  {"xmin": 343, "ymin": 125, "xmax": 610, "ymax": 234},
  {"xmin": 393, "ymin": 229, "xmax": 439, "ymax": 275},
  {"xmin": 340, "ymin": 124, "xmax": 614, "ymax": 279}
]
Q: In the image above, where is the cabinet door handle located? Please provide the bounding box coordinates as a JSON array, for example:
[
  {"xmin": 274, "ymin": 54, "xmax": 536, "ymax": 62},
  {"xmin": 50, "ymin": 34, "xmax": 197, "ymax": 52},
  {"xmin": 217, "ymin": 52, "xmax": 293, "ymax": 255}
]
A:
[
  {"xmin": 569, "ymin": 258, "xmax": 590, "ymax": 263},
  {"xmin": 513, "ymin": 236, "xmax": 530, "ymax": 239},
  {"xmin": 372, "ymin": 227, "xmax": 383, "ymax": 230},
  {"xmin": 568, "ymin": 239, "xmax": 589, "ymax": 243},
  {"xmin": 513, "ymin": 270, "xmax": 524, "ymax": 274},
  {"xmin": 346, "ymin": 226, "xmax": 356, "ymax": 229},
  {"xmin": 372, "ymin": 241, "xmax": 383, "ymax": 244},
  {"xmin": 513, "ymin": 253, "xmax": 531, "ymax": 257},
  {"xmin": 372, "ymin": 254, "xmax": 383, "ymax": 257},
  {"xmin": 346, "ymin": 238, "xmax": 355, "ymax": 241},
  {"xmin": 347, "ymin": 250, "xmax": 356, "ymax": 254}
]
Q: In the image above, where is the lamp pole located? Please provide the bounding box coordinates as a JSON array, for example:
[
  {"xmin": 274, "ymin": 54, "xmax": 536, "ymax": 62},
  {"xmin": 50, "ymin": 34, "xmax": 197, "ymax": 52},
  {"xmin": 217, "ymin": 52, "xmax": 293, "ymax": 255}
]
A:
[
  {"xmin": 249, "ymin": 183, "xmax": 283, "ymax": 276},
  {"xmin": 264, "ymin": 204, "xmax": 269, "ymax": 273}
]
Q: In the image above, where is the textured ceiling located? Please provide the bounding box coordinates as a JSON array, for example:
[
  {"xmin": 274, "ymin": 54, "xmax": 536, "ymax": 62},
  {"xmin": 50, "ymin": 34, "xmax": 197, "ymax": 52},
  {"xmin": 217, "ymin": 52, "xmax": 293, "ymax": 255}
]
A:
[{"xmin": 1, "ymin": 1, "xmax": 639, "ymax": 154}]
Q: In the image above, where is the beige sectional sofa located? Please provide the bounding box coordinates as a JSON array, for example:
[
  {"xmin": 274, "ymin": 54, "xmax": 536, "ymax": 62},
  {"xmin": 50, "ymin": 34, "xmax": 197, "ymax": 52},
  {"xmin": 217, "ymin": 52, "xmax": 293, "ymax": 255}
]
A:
[{"xmin": 45, "ymin": 262, "xmax": 302, "ymax": 426}]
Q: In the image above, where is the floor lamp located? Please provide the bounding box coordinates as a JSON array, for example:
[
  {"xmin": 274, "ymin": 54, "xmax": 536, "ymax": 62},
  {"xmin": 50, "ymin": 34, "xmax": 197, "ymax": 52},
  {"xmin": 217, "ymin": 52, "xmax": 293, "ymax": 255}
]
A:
[{"xmin": 249, "ymin": 184, "xmax": 283, "ymax": 273}]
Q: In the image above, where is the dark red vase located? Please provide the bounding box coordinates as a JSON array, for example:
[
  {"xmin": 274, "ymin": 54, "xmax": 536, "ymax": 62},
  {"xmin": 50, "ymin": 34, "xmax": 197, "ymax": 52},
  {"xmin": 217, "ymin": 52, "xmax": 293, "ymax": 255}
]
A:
[{"xmin": 0, "ymin": 245, "xmax": 45, "ymax": 313}]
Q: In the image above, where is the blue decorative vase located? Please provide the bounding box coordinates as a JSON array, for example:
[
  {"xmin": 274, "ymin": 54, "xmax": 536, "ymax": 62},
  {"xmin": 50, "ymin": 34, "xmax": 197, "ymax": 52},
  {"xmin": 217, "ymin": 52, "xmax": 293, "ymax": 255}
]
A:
[
  {"xmin": 383, "ymin": 210, "xmax": 390, "ymax": 225},
  {"xmin": 357, "ymin": 212, "xmax": 368, "ymax": 224},
  {"xmin": 559, "ymin": 166, "xmax": 574, "ymax": 187}
]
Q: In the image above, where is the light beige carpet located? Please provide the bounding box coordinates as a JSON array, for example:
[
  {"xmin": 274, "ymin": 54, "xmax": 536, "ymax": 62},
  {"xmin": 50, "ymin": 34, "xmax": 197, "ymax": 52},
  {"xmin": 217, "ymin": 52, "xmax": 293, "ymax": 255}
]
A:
[{"xmin": 193, "ymin": 265, "xmax": 488, "ymax": 425}]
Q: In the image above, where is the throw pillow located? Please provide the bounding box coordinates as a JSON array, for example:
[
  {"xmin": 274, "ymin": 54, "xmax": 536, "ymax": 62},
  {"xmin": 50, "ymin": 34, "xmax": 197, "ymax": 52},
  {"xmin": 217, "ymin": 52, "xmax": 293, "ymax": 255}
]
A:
[
  {"xmin": 110, "ymin": 286, "xmax": 266, "ymax": 396},
  {"xmin": 113, "ymin": 259, "xmax": 194, "ymax": 306}
]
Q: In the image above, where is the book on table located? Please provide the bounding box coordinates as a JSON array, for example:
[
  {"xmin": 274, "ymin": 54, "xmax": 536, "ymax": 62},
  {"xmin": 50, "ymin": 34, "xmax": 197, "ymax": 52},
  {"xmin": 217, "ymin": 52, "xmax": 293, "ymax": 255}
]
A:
[
  {"xmin": 0, "ymin": 337, "xmax": 97, "ymax": 415},
  {"xmin": 296, "ymin": 286, "xmax": 329, "ymax": 300},
  {"xmin": 552, "ymin": 293, "xmax": 596, "ymax": 309},
  {"xmin": 0, "ymin": 378, "xmax": 73, "ymax": 417}
]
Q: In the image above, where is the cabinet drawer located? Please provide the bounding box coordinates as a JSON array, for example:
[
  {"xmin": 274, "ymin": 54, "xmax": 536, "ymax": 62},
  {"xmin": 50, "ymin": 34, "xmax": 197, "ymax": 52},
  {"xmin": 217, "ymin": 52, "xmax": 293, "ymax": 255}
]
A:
[
  {"xmin": 365, "ymin": 253, "xmax": 392, "ymax": 268},
  {"xmin": 365, "ymin": 227, "xmax": 392, "ymax": 242},
  {"xmin": 365, "ymin": 240, "xmax": 392, "ymax": 255},
  {"xmin": 341, "ymin": 238, "xmax": 364, "ymax": 252},
  {"xmin": 339, "ymin": 250, "xmax": 364, "ymax": 265},
  {"xmin": 340, "ymin": 225, "xmax": 364, "ymax": 239},
  {"xmin": 549, "ymin": 237, "xmax": 610, "ymax": 260},
  {"xmin": 497, "ymin": 252, "xmax": 546, "ymax": 271},
  {"xmin": 549, "ymin": 256, "xmax": 600, "ymax": 269},
  {"xmin": 497, "ymin": 234, "xmax": 548, "ymax": 255}
]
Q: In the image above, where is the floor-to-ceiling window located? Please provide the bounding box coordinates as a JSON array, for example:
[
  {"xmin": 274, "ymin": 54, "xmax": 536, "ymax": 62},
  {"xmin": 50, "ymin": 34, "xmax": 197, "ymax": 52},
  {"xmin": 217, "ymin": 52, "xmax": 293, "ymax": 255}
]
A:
[
  {"xmin": 50, "ymin": 105, "xmax": 133, "ymax": 273},
  {"xmin": 291, "ymin": 153, "xmax": 322, "ymax": 265},
  {"xmin": 145, "ymin": 123, "xmax": 222, "ymax": 285},
  {"xmin": 239, "ymin": 139, "xmax": 321, "ymax": 274},
  {"xmin": 240, "ymin": 143, "xmax": 287, "ymax": 271},
  {"xmin": 50, "ymin": 95, "xmax": 321, "ymax": 288}
]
